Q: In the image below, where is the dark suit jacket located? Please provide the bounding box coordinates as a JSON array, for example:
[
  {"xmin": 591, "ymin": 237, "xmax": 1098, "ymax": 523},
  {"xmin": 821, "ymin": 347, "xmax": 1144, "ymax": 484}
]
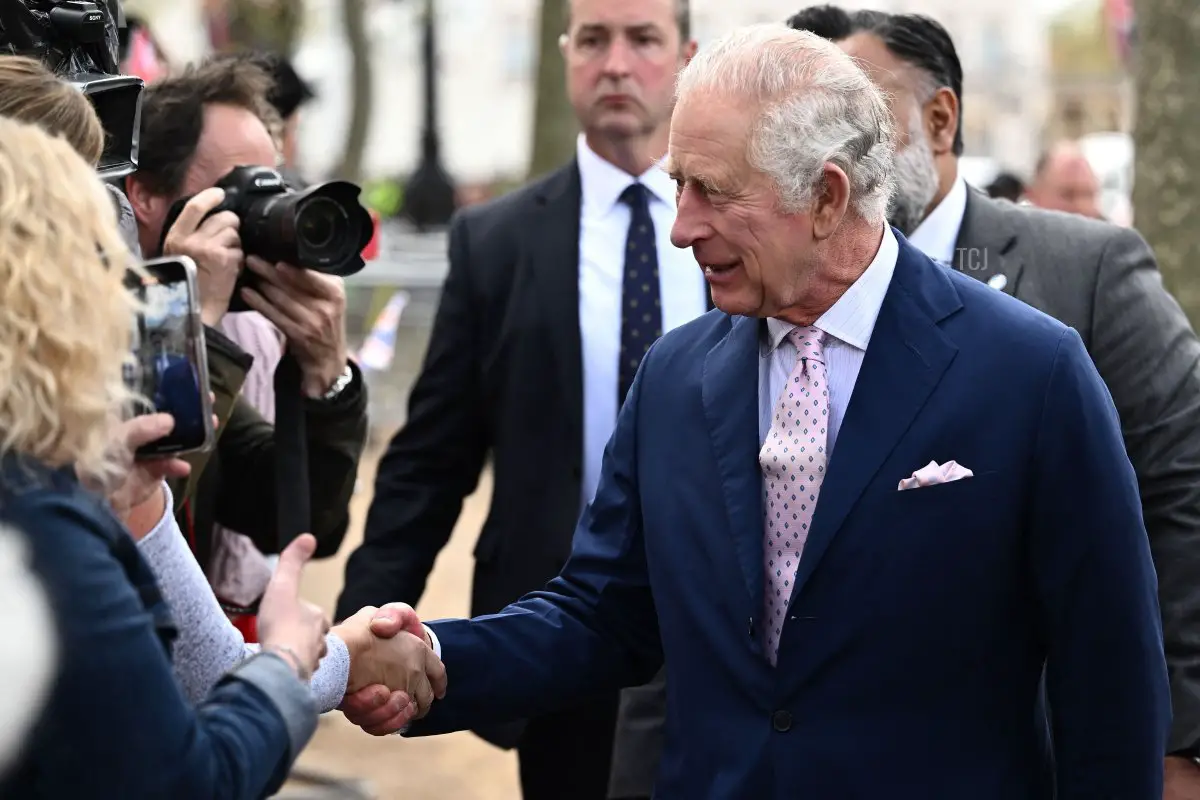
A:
[
  {"xmin": 339, "ymin": 161, "xmax": 708, "ymax": 747},
  {"xmin": 954, "ymin": 191, "xmax": 1200, "ymax": 754},
  {"xmin": 610, "ymin": 191, "xmax": 1200, "ymax": 795},
  {"xmin": 409, "ymin": 236, "xmax": 1171, "ymax": 798}
]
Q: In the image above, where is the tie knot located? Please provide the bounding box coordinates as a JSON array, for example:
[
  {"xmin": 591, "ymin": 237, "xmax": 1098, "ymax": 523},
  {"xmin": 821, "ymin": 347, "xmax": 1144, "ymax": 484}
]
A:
[
  {"xmin": 787, "ymin": 325, "xmax": 825, "ymax": 361},
  {"xmin": 620, "ymin": 182, "xmax": 650, "ymax": 210}
]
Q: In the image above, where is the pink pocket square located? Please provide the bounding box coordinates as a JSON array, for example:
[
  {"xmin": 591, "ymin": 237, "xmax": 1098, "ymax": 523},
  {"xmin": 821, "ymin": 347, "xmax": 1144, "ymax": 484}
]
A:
[{"xmin": 897, "ymin": 460, "xmax": 974, "ymax": 491}]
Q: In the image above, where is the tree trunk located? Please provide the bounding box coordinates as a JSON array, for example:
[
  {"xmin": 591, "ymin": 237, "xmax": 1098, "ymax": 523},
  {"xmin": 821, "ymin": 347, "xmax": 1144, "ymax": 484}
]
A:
[
  {"xmin": 331, "ymin": 0, "xmax": 373, "ymax": 183},
  {"xmin": 218, "ymin": 0, "xmax": 303, "ymax": 55},
  {"xmin": 1132, "ymin": 0, "xmax": 1200, "ymax": 323},
  {"xmin": 527, "ymin": 0, "xmax": 577, "ymax": 180}
]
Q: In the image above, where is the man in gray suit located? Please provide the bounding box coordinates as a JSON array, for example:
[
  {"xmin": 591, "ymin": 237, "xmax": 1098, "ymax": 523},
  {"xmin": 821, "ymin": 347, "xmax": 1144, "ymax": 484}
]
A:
[
  {"xmin": 609, "ymin": 7, "xmax": 1200, "ymax": 798},
  {"xmin": 784, "ymin": 6, "xmax": 1200, "ymax": 796}
]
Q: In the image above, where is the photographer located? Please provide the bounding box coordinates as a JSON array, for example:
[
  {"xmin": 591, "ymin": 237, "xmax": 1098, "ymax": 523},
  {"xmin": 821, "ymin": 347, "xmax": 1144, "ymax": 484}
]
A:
[{"xmin": 123, "ymin": 56, "xmax": 367, "ymax": 574}]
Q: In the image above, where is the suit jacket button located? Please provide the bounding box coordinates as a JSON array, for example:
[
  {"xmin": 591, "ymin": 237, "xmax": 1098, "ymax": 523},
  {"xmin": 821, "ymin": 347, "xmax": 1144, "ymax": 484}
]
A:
[{"xmin": 772, "ymin": 710, "xmax": 792, "ymax": 732}]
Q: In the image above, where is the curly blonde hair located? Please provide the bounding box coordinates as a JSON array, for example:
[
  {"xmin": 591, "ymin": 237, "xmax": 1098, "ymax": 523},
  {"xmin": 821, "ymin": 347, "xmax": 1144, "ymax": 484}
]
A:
[{"xmin": 0, "ymin": 116, "xmax": 139, "ymax": 485}]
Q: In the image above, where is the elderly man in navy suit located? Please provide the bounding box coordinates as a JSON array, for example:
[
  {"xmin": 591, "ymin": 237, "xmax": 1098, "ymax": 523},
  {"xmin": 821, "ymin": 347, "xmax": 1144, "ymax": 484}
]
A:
[{"xmin": 339, "ymin": 23, "xmax": 1169, "ymax": 798}]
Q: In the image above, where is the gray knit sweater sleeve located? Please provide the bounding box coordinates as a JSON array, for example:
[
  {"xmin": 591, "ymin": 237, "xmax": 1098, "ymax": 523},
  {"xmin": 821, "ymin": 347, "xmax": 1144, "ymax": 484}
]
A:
[{"xmin": 135, "ymin": 484, "xmax": 350, "ymax": 712}]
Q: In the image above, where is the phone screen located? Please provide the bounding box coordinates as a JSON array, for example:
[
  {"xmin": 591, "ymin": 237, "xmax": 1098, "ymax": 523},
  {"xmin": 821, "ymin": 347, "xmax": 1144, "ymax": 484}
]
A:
[{"xmin": 126, "ymin": 256, "xmax": 214, "ymax": 456}]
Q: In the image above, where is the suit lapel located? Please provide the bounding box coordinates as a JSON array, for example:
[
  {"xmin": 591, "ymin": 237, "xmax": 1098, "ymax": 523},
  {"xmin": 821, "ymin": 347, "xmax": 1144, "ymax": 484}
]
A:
[
  {"xmin": 954, "ymin": 190, "xmax": 1025, "ymax": 295},
  {"xmin": 528, "ymin": 162, "xmax": 585, "ymax": 441},
  {"xmin": 790, "ymin": 243, "xmax": 961, "ymax": 602},
  {"xmin": 702, "ymin": 315, "xmax": 764, "ymax": 607}
]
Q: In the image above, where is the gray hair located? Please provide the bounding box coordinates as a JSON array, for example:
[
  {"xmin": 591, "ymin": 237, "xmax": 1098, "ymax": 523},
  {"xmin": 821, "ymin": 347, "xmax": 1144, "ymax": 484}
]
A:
[{"xmin": 675, "ymin": 23, "xmax": 896, "ymax": 223}]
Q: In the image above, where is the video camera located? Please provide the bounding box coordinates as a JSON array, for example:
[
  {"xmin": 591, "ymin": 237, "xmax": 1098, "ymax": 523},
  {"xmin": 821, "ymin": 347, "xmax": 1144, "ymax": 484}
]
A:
[
  {"xmin": 0, "ymin": 0, "xmax": 142, "ymax": 181},
  {"xmin": 161, "ymin": 166, "xmax": 374, "ymax": 313}
]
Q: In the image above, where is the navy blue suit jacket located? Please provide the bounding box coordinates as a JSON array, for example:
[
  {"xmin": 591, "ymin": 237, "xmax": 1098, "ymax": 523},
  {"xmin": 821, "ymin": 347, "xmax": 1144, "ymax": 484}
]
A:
[{"xmin": 412, "ymin": 235, "xmax": 1170, "ymax": 798}]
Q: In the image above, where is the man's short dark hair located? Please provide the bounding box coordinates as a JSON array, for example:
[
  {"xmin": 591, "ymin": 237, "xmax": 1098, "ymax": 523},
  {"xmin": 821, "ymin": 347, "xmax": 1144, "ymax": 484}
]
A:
[
  {"xmin": 247, "ymin": 53, "xmax": 315, "ymax": 121},
  {"xmin": 787, "ymin": 5, "xmax": 965, "ymax": 157},
  {"xmin": 135, "ymin": 56, "xmax": 280, "ymax": 198},
  {"xmin": 563, "ymin": 0, "xmax": 691, "ymax": 42}
]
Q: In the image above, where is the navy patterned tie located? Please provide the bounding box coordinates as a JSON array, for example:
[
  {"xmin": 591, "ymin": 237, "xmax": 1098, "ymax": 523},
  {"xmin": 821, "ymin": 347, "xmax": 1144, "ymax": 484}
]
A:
[{"xmin": 618, "ymin": 183, "xmax": 662, "ymax": 407}]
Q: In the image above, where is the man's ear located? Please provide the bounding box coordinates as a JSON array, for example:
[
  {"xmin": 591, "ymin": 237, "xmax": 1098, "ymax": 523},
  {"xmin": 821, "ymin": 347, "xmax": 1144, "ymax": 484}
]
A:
[
  {"xmin": 681, "ymin": 38, "xmax": 698, "ymax": 65},
  {"xmin": 123, "ymin": 173, "xmax": 160, "ymax": 225},
  {"xmin": 925, "ymin": 87, "xmax": 958, "ymax": 157},
  {"xmin": 811, "ymin": 163, "xmax": 851, "ymax": 241}
]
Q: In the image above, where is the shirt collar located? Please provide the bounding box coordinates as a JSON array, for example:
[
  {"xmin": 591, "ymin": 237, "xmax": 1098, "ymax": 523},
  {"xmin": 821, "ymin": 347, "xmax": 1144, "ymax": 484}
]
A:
[
  {"xmin": 764, "ymin": 225, "xmax": 900, "ymax": 354},
  {"xmin": 907, "ymin": 171, "xmax": 968, "ymax": 265},
  {"xmin": 576, "ymin": 133, "xmax": 676, "ymax": 214}
]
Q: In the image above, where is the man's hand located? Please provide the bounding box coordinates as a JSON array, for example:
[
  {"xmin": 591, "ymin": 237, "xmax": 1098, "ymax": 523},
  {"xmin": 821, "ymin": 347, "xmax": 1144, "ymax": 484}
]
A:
[
  {"xmin": 240, "ymin": 257, "xmax": 349, "ymax": 398},
  {"xmin": 161, "ymin": 187, "xmax": 243, "ymax": 327},
  {"xmin": 1165, "ymin": 756, "xmax": 1200, "ymax": 799},
  {"xmin": 335, "ymin": 603, "xmax": 444, "ymax": 735}
]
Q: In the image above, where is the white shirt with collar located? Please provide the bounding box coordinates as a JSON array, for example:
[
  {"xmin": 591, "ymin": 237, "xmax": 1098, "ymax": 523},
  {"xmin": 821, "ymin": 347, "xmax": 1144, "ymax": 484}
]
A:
[
  {"xmin": 759, "ymin": 226, "xmax": 899, "ymax": 453},
  {"xmin": 576, "ymin": 134, "xmax": 709, "ymax": 507},
  {"xmin": 906, "ymin": 173, "xmax": 968, "ymax": 267}
]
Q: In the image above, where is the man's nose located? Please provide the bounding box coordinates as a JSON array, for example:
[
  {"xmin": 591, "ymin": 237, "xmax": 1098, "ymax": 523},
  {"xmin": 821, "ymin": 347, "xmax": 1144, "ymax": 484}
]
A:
[
  {"xmin": 671, "ymin": 196, "xmax": 705, "ymax": 250},
  {"xmin": 601, "ymin": 37, "xmax": 634, "ymax": 77}
]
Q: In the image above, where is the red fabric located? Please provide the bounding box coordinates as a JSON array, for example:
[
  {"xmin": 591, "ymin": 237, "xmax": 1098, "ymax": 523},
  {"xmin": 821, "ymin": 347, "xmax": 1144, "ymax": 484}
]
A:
[
  {"xmin": 361, "ymin": 210, "xmax": 381, "ymax": 261},
  {"xmin": 230, "ymin": 613, "xmax": 259, "ymax": 643}
]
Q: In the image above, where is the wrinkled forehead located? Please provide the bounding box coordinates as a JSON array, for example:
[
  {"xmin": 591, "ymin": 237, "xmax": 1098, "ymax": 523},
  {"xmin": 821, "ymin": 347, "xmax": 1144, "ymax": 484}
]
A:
[{"xmin": 664, "ymin": 93, "xmax": 755, "ymax": 185}]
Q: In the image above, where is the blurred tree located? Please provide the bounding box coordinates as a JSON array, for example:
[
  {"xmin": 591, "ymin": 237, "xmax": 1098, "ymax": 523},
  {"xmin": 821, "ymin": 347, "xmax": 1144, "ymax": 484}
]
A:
[
  {"xmin": 1133, "ymin": 0, "xmax": 1200, "ymax": 323},
  {"xmin": 332, "ymin": 0, "xmax": 374, "ymax": 183},
  {"xmin": 218, "ymin": 0, "xmax": 304, "ymax": 55},
  {"xmin": 528, "ymin": 0, "xmax": 576, "ymax": 179}
]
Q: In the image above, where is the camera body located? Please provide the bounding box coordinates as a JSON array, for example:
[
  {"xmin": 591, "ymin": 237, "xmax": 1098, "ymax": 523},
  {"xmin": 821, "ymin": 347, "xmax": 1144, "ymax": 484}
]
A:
[
  {"xmin": 161, "ymin": 166, "xmax": 374, "ymax": 313},
  {"xmin": 0, "ymin": 0, "xmax": 142, "ymax": 180}
]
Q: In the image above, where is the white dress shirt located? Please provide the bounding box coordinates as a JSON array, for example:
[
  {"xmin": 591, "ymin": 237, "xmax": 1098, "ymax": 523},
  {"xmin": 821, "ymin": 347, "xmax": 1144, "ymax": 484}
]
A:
[
  {"xmin": 907, "ymin": 173, "xmax": 968, "ymax": 266},
  {"xmin": 758, "ymin": 226, "xmax": 899, "ymax": 453},
  {"xmin": 576, "ymin": 134, "xmax": 709, "ymax": 507}
]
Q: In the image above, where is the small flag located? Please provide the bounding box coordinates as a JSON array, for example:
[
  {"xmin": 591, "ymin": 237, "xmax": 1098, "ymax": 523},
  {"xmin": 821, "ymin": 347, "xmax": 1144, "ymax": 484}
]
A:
[{"xmin": 353, "ymin": 290, "xmax": 409, "ymax": 372}]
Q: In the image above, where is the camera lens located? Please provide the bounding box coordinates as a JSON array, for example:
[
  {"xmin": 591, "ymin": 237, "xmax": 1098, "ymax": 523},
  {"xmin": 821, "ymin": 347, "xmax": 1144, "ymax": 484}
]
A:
[{"xmin": 296, "ymin": 197, "xmax": 348, "ymax": 251}]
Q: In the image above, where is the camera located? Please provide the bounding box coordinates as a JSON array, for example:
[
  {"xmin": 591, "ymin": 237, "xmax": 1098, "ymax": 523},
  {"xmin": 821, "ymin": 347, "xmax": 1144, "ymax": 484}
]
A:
[
  {"xmin": 0, "ymin": 0, "xmax": 143, "ymax": 180},
  {"xmin": 161, "ymin": 166, "xmax": 374, "ymax": 313}
]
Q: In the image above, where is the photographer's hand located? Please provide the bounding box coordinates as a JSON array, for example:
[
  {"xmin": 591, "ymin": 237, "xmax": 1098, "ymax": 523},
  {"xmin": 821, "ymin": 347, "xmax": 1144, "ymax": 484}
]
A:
[
  {"xmin": 241, "ymin": 257, "xmax": 349, "ymax": 398},
  {"xmin": 161, "ymin": 187, "xmax": 243, "ymax": 327}
]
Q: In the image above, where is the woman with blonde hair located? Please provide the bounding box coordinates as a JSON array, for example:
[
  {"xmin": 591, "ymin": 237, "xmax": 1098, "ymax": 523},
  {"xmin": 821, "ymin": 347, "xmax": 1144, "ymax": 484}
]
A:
[{"xmin": 0, "ymin": 114, "xmax": 332, "ymax": 797}]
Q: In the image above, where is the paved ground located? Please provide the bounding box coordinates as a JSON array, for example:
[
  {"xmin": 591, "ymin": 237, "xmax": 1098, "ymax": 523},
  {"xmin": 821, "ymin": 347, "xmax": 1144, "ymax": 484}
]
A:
[{"xmin": 281, "ymin": 445, "xmax": 520, "ymax": 800}]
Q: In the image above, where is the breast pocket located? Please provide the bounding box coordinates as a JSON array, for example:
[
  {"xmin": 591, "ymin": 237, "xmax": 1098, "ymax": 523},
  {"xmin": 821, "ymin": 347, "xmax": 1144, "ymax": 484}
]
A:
[{"xmin": 861, "ymin": 472, "xmax": 1009, "ymax": 563}]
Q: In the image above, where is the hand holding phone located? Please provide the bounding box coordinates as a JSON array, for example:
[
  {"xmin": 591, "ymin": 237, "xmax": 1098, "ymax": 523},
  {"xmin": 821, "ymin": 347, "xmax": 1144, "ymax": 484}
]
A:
[{"xmin": 126, "ymin": 256, "xmax": 216, "ymax": 457}]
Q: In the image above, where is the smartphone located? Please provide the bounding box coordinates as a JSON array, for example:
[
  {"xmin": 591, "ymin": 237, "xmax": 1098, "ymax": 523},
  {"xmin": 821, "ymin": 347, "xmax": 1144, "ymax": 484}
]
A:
[{"xmin": 125, "ymin": 256, "xmax": 215, "ymax": 457}]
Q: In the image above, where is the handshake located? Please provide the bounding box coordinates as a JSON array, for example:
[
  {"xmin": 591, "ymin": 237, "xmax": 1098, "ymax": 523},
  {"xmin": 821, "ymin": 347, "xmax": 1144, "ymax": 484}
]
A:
[{"xmin": 330, "ymin": 604, "xmax": 448, "ymax": 735}]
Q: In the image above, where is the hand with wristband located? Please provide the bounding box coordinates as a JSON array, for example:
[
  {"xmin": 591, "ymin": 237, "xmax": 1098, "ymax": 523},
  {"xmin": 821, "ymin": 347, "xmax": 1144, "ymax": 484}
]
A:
[{"xmin": 254, "ymin": 533, "xmax": 330, "ymax": 680}]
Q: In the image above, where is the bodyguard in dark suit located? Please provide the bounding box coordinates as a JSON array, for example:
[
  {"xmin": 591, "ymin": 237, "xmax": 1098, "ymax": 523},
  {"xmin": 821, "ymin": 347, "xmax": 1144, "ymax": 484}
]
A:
[
  {"xmin": 336, "ymin": 1, "xmax": 704, "ymax": 797},
  {"xmin": 787, "ymin": 6, "xmax": 1200, "ymax": 794}
]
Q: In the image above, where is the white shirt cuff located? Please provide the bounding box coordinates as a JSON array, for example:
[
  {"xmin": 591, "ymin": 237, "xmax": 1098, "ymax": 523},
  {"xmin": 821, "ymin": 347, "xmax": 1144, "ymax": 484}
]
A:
[
  {"xmin": 424, "ymin": 624, "xmax": 442, "ymax": 659},
  {"xmin": 395, "ymin": 624, "xmax": 441, "ymax": 736}
]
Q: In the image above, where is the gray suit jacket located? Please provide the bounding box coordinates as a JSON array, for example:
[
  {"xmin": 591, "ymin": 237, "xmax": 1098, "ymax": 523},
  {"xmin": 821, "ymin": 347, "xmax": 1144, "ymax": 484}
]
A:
[{"xmin": 607, "ymin": 190, "xmax": 1200, "ymax": 796}]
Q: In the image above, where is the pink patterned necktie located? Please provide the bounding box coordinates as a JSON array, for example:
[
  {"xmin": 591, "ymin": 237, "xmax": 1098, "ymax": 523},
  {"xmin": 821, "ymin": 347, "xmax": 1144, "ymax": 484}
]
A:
[{"xmin": 759, "ymin": 325, "xmax": 829, "ymax": 664}]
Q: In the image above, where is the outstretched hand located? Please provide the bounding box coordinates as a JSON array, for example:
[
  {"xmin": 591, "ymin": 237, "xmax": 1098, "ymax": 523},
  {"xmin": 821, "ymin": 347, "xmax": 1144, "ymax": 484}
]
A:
[{"xmin": 335, "ymin": 603, "xmax": 445, "ymax": 735}]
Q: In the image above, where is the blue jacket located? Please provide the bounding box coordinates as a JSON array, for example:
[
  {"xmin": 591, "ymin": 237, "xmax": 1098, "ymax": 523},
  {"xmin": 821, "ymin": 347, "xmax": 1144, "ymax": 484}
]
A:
[
  {"xmin": 410, "ymin": 236, "xmax": 1171, "ymax": 798},
  {"xmin": 0, "ymin": 455, "xmax": 317, "ymax": 798}
]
